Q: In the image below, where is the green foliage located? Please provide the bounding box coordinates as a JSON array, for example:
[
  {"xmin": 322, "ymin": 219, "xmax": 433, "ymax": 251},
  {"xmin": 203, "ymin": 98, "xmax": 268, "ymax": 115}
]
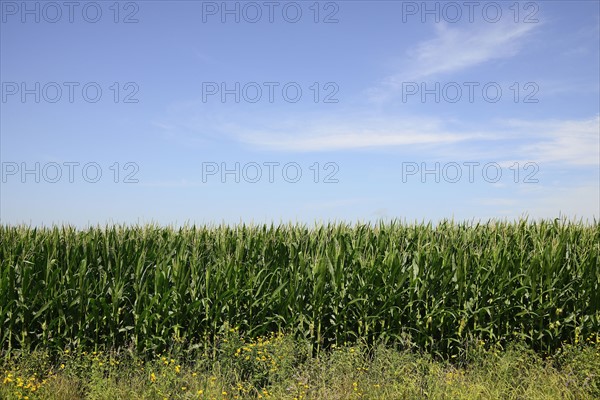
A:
[
  {"xmin": 2, "ymin": 334, "xmax": 599, "ymax": 399},
  {"xmin": 1, "ymin": 219, "xmax": 598, "ymax": 357}
]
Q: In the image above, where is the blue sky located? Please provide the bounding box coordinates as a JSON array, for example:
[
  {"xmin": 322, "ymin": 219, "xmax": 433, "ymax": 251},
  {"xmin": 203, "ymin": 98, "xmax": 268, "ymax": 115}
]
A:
[{"xmin": 1, "ymin": 0, "xmax": 599, "ymax": 226}]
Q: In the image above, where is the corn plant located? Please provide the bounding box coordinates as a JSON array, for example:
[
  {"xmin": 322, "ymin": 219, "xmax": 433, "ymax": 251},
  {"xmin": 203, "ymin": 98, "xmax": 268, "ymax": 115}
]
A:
[{"xmin": 0, "ymin": 219, "xmax": 598, "ymax": 358}]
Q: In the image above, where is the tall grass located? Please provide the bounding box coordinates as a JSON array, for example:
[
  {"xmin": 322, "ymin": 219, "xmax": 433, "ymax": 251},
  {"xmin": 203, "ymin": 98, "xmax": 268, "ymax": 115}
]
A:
[{"xmin": 1, "ymin": 220, "xmax": 598, "ymax": 357}]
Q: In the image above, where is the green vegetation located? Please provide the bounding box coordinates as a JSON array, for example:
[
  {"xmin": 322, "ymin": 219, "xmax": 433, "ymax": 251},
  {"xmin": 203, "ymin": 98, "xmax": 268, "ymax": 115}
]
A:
[
  {"xmin": 1, "ymin": 220, "xmax": 598, "ymax": 357},
  {"xmin": 0, "ymin": 219, "xmax": 598, "ymax": 398},
  {"xmin": 1, "ymin": 330, "xmax": 599, "ymax": 399}
]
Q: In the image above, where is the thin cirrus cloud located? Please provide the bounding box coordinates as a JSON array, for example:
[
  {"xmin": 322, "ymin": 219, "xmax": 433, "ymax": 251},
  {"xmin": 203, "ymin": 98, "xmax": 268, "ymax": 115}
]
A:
[
  {"xmin": 369, "ymin": 20, "xmax": 540, "ymax": 101},
  {"xmin": 237, "ymin": 128, "xmax": 476, "ymax": 152},
  {"xmin": 160, "ymin": 105, "xmax": 599, "ymax": 163},
  {"xmin": 154, "ymin": 102, "xmax": 490, "ymax": 152},
  {"xmin": 156, "ymin": 106, "xmax": 598, "ymax": 160},
  {"xmin": 507, "ymin": 115, "xmax": 600, "ymax": 166},
  {"xmin": 153, "ymin": 18, "xmax": 596, "ymax": 160},
  {"xmin": 180, "ymin": 114, "xmax": 490, "ymax": 152},
  {"xmin": 435, "ymin": 116, "xmax": 600, "ymax": 167}
]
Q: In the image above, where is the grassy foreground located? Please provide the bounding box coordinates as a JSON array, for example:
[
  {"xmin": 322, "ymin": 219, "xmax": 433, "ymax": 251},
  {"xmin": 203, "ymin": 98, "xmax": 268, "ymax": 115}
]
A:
[{"xmin": 2, "ymin": 330, "xmax": 599, "ymax": 400}]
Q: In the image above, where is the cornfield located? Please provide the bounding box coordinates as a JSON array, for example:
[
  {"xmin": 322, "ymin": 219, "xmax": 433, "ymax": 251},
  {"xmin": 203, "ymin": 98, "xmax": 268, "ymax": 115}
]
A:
[{"xmin": 1, "ymin": 220, "xmax": 598, "ymax": 357}]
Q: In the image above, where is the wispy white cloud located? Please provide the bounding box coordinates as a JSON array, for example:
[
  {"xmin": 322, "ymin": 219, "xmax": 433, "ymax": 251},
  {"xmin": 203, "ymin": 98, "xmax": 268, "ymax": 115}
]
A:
[
  {"xmin": 237, "ymin": 129, "xmax": 475, "ymax": 152},
  {"xmin": 422, "ymin": 116, "xmax": 600, "ymax": 167},
  {"xmin": 369, "ymin": 20, "xmax": 539, "ymax": 101},
  {"xmin": 229, "ymin": 115, "xmax": 598, "ymax": 167},
  {"xmin": 507, "ymin": 115, "xmax": 600, "ymax": 166},
  {"xmin": 409, "ymin": 23, "xmax": 535, "ymax": 79},
  {"xmin": 188, "ymin": 114, "xmax": 492, "ymax": 152},
  {"xmin": 155, "ymin": 103, "xmax": 598, "ymax": 167}
]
